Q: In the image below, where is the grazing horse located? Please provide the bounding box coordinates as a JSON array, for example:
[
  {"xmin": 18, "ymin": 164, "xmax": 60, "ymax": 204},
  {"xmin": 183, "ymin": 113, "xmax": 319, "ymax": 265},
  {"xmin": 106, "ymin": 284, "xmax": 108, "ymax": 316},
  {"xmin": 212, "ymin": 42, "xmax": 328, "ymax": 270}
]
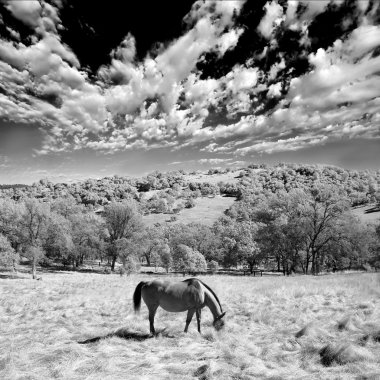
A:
[{"xmin": 133, "ymin": 278, "xmax": 226, "ymax": 334}]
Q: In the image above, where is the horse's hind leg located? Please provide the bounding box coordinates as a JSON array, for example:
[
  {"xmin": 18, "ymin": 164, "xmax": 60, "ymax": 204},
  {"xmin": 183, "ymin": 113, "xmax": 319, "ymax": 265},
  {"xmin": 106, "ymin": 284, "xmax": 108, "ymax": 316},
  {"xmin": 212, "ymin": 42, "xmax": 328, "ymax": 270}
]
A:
[
  {"xmin": 184, "ymin": 308, "xmax": 195, "ymax": 333},
  {"xmin": 196, "ymin": 309, "xmax": 202, "ymax": 334},
  {"xmin": 148, "ymin": 305, "xmax": 158, "ymax": 335}
]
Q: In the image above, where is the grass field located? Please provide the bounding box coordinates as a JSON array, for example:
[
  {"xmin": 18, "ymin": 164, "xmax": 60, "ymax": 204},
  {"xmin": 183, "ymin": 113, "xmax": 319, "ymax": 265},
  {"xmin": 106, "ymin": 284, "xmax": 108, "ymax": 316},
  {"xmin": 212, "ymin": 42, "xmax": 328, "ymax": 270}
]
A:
[
  {"xmin": 143, "ymin": 195, "xmax": 236, "ymax": 226},
  {"xmin": 0, "ymin": 272, "xmax": 379, "ymax": 380},
  {"xmin": 184, "ymin": 172, "xmax": 240, "ymax": 185},
  {"xmin": 352, "ymin": 205, "xmax": 380, "ymax": 224}
]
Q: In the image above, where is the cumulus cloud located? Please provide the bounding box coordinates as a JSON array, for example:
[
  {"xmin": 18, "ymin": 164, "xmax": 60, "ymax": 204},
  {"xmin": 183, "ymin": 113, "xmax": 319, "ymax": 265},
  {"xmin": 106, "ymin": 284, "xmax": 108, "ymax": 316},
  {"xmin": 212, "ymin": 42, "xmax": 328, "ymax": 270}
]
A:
[
  {"xmin": 235, "ymin": 135, "xmax": 328, "ymax": 155},
  {"xmin": 267, "ymin": 82, "xmax": 282, "ymax": 97},
  {"xmin": 257, "ymin": 1, "xmax": 284, "ymax": 39},
  {"xmin": 288, "ymin": 27, "xmax": 380, "ymax": 110},
  {"xmin": 1, "ymin": 0, "xmax": 379, "ymax": 160},
  {"xmin": 6, "ymin": 0, "xmax": 42, "ymax": 28}
]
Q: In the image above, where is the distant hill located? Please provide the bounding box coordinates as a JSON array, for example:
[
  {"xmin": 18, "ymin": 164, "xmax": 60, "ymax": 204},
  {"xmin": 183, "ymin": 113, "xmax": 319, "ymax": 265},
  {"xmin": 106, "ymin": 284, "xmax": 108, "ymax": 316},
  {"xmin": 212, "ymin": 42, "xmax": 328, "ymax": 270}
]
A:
[
  {"xmin": 0, "ymin": 184, "xmax": 30, "ymax": 190},
  {"xmin": 0, "ymin": 164, "xmax": 379, "ymax": 226}
]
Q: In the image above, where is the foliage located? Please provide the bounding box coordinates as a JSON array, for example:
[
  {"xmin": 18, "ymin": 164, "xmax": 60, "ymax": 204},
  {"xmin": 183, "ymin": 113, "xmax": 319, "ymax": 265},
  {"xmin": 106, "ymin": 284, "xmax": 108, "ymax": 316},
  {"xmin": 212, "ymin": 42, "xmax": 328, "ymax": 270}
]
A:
[
  {"xmin": 172, "ymin": 244, "xmax": 207, "ymax": 274},
  {"xmin": 0, "ymin": 234, "xmax": 17, "ymax": 268},
  {"xmin": 208, "ymin": 260, "xmax": 219, "ymax": 274},
  {"xmin": 104, "ymin": 201, "xmax": 143, "ymax": 271},
  {"xmin": 0, "ymin": 164, "xmax": 379, "ymax": 275}
]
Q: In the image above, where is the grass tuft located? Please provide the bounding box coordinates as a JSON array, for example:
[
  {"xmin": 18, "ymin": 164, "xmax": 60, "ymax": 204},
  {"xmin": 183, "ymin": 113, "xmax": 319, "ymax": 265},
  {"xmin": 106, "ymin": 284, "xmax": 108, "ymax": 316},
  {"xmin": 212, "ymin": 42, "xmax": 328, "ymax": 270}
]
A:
[{"xmin": 320, "ymin": 343, "xmax": 373, "ymax": 366}]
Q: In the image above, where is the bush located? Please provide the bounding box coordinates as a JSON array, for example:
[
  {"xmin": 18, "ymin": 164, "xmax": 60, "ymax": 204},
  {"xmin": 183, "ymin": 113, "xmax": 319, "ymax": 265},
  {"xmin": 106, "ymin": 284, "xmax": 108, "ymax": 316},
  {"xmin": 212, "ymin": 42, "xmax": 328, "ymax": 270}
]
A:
[
  {"xmin": 124, "ymin": 257, "xmax": 140, "ymax": 275},
  {"xmin": 185, "ymin": 198, "xmax": 196, "ymax": 208},
  {"xmin": 0, "ymin": 234, "xmax": 17, "ymax": 268},
  {"xmin": 208, "ymin": 260, "xmax": 219, "ymax": 274},
  {"xmin": 172, "ymin": 244, "xmax": 207, "ymax": 274}
]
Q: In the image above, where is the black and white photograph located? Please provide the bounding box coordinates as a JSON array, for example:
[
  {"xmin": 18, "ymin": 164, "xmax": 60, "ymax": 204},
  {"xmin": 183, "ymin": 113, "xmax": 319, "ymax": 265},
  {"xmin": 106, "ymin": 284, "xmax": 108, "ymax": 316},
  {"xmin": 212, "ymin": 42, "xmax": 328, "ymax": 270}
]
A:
[{"xmin": 0, "ymin": 0, "xmax": 379, "ymax": 378}]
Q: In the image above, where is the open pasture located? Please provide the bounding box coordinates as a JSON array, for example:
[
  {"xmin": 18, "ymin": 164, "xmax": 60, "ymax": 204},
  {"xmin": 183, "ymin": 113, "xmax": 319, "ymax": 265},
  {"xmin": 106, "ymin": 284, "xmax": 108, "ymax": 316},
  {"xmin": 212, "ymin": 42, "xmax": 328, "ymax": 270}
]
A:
[
  {"xmin": 143, "ymin": 195, "xmax": 236, "ymax": 227},
  {"xmin": 0, "ymin": 273, "xmax": 379, "ymax": 380}
]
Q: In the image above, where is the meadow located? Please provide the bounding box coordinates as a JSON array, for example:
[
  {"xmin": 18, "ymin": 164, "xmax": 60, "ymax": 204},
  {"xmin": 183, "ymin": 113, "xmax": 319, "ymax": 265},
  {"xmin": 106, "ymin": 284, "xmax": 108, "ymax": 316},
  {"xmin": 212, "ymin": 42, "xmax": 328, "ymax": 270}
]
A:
[
  {"xmin": 143, "ymin": 195, "xmax": 236, "ymax": 226},
  {"xmin": 0, "ymin": 272, "xmax": 379, "ymax": 380}
]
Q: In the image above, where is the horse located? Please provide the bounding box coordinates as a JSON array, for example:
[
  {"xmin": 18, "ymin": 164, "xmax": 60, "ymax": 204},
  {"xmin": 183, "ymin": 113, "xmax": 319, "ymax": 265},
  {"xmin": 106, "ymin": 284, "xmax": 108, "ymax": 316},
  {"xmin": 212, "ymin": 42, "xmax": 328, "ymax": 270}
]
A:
[{"xmin": 133, "ymin": 278, "xmax": 226, "ymax": 334}]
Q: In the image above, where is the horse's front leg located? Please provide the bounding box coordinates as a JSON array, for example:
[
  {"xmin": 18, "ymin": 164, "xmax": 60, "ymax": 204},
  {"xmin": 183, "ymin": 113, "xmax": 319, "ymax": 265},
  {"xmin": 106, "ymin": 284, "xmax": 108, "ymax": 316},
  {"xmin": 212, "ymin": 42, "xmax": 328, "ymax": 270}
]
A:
[
  {"xmin": 196, "ymin": 308, "xmax": 202, "ymax": 334},
  {"xmin": 148, "ymin": 305, "xmax": 158, "ymax": 335},
  {"xmin": 184, "ymin": 308, "xmax": 195, "ymax": 333}
]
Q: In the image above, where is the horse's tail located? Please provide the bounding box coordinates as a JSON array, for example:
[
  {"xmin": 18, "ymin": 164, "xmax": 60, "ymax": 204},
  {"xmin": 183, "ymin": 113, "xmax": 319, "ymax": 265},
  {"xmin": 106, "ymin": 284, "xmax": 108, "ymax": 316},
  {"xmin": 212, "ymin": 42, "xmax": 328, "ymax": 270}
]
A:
[{"xmin": 133, "ymin": 281, "xmax": 146, "ymax": 313}]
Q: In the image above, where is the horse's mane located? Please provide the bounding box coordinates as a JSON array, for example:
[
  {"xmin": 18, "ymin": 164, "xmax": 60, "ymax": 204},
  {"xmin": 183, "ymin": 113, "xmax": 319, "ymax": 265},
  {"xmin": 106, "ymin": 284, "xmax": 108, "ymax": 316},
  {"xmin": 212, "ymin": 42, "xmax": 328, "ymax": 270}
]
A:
[{"xmin": 184, "ymin": 278, "xmax": 223, "ymax": 312}]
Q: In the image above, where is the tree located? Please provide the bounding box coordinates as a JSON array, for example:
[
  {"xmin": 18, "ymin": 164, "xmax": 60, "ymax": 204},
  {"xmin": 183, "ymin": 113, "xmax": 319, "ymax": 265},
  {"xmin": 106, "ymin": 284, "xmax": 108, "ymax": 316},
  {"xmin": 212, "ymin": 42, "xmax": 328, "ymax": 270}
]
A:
[
  {"xmin": 21, "ymin": 199, "xmax": 50, "ymax": 279},
  {"xmin": 157, "ymin": 243, "xmax": 172, "ymax": 273},
  {"xmin": 236, "ymin": 221, "xmax": 262, "ymax": 274},
  {"xmin": 104, "ymin": 201, "xmax": 143, "ymax": 271},
  {"xmin": 0, "ymin": 234, "xmax": 18, "ymax": 271},
  {"xmin": 25, "ymin": 246, "xmax": 45, "ymax": 280},
  {"xmin": 208, "ymin": 260, "xmax": 219, "ymax": 274},
  {"xmin": 69, "ymin": 213, "xmax": 104, "ymax": 268},
  {"xmin": 44, "ymin": 213, "xmax": 74, "ymax": 265},
  {"xmin": 172, "ymin": 244, "xmax": 207, "ymax": 274},
  {"xmin": 301, "ymin": 185, "xmax": 350, "ymax": 274},
  {"xmin": 370, "ymin": 223, "xmax": 380, "ymax": 270},
  {"xmin": 0, "ymin": 198, "xmax": 24, "ymax": 253},
  {"xmin": 115, "ymin": 236, "xmax": 141, "ymax": 268},
  {"xmin": 51, "ymin": 196, "xmax": 81, "ymax": 218},
  {"xmin": 136, "ymin": 226, "xmax": 164, "ymax": 266}
]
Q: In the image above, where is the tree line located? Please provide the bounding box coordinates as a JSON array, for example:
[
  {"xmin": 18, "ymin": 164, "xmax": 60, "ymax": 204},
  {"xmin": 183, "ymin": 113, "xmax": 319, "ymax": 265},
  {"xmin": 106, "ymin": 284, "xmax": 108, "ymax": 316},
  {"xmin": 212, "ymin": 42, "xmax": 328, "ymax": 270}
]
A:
[
  {"xmin": 0, "ymin": 182, "xmax": 379, "ymax": 278},
  {"xmin": 1, "ymin": 164, "xmax": 379, "ymax": 209}
]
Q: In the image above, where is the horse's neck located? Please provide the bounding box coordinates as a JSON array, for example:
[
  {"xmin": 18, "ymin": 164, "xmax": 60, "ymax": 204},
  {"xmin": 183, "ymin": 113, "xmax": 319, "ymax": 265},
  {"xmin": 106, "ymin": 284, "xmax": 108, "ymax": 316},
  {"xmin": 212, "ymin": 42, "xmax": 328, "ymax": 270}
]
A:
[{"xmin": 204, "ymin": 289, "xmax": 221, "ymax": 319}]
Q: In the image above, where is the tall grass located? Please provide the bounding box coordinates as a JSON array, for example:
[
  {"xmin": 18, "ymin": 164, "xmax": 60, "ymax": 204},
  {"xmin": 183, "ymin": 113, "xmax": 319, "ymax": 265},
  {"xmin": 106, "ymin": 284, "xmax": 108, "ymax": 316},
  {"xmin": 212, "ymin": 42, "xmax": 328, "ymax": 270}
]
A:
[{"xmin": 0, "ymin": 273, "xmax": 379, "ymax": 379}]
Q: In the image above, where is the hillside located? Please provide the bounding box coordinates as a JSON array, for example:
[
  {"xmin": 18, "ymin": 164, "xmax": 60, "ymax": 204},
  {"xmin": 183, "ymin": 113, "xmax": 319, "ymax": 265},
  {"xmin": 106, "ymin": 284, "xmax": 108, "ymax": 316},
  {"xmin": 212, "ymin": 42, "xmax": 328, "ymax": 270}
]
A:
[
  {"xmin": 352, "ymin": 204, "xmax": 380, "ymax": 224},
  {"xmin": 143, "ymin": 195, "xmax": 236, "ymax": 227},
  {"xmin": 1, "ymin": 163, "xmax": 379, "ymax": 277},
  {"xmin": 0, "ymin": 164, "xmax": 379, "ymax": 227}
]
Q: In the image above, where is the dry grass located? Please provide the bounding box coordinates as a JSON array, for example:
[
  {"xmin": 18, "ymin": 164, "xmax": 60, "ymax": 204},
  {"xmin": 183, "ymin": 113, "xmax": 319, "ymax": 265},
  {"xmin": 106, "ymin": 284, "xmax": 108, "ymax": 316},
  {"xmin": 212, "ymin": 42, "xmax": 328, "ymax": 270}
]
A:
[
  {"xmin": 184, "ymin": 171, "xmax": 240, "ymax": 185},
  {"xmin": 1, "ymin": 272, "xmax": 379, "ymax": 379},
  {"xmin": 143, "ymin": 195, "xmax": 236, "ymax": 227},
  {"xmin": 351, "ymin": 205, "xmax": 380, "ymax": 224}
]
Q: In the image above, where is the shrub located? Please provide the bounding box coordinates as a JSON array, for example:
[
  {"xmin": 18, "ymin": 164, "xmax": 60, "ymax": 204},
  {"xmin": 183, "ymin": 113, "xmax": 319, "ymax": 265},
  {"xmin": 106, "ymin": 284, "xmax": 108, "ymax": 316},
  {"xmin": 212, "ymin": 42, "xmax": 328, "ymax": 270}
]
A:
[
  {"xmin": 0, "ymin": 234, "xmax": 17, "ymax": 268},
  {"xmin": 124, "ymin": 257, "xmax": 140, "ymax": 275},
  {"xmin": 172, "ymin": 244, "xmax": 207, "ymax": 274},
  {"xmin": 185, "ymin": 198, "xmax": 196, "ymax": 208},
  {"xmin": 208, "ymin": 260, "xmax": 219, "ymax": 274}
]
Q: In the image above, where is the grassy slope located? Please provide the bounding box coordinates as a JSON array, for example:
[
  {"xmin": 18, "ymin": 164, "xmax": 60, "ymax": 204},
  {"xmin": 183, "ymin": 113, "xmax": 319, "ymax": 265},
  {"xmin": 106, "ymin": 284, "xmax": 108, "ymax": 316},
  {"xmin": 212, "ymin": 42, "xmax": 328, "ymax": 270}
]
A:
[
  {"xmin": 183, "ymin": 171, "xmax": 240, "ymax": 185},
  {"xmin": 143, "ymin": 195, "xmax": 236, "ymax": 227},
  {"xmin": 1, "ymin": 272, "xmax": 379, "ymax": 380},
  {"xmin": 352, "ymin": 204, "xmax": 380, "ymax": 224}
]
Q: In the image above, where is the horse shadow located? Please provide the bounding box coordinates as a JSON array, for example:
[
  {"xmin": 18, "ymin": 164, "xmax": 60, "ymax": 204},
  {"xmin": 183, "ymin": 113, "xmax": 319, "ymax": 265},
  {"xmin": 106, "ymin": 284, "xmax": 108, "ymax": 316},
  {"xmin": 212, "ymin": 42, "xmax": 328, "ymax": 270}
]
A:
[{"xmin": 78, "ymin": 327, "xmax": 174, "ymax": 344}]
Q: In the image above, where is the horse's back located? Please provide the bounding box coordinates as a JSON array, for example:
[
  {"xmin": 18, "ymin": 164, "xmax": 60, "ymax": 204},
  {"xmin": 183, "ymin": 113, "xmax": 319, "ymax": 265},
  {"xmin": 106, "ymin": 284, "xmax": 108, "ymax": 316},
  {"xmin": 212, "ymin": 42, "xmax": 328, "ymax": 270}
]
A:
[{"xmin": 141, "ymin": 278, "xmax": 205, "ymax": 312}]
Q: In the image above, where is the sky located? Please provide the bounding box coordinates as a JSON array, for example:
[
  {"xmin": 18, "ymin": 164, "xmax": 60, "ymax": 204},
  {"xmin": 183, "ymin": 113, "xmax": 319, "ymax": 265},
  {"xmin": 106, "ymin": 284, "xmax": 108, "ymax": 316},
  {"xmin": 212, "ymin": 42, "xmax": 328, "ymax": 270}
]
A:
[{"xmin": 0, "ymin": 0, "xmax": 379, "ymax": 184}]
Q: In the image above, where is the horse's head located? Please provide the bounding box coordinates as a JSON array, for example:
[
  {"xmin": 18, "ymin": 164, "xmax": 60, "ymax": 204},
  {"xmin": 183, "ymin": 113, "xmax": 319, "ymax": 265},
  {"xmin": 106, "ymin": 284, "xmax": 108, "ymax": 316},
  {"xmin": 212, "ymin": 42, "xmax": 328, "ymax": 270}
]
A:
[{"xmin": 213, "ymin": 311, "xmax": 226, "ymax": 330}]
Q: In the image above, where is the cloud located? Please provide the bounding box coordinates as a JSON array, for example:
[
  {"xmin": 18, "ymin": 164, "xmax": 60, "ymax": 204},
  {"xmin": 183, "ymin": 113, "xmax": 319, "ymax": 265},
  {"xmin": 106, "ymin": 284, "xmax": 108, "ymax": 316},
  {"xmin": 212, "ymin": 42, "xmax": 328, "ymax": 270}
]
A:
[
  {"xmin": 1, "ymin": 0, "xmax": 379, "ymax": 160},
  {"xmin": 288, "ymin": 27, "xmax": 380, "ymax": 111},
  {"xmin": 104, "ymin": 2, "xmax": 246, "ymax": 117},
  {"xmin": 6, "ymin": 0, "xmax": 42, "ymax": 28},
  {"xmin": 226, "ymin": 66, "xmax": 259, "ymax": 93},
  {"xmin": 235, "ymin": 135, "xmax": 328, "ymax": 155},
  {"xmin": 257, "ymin": 1, "xmax": 284, "ymax": 39},
  {"xmin": 198, "ymin": 158, "xmax": 232, "ymax": 165},
  {"xmin": 267, "ymin": 82, "xmax": 282, "ymax": 97},
  {"xmin": 217, "ymin": 28, "xmax": 244, "ymax": 56}
]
